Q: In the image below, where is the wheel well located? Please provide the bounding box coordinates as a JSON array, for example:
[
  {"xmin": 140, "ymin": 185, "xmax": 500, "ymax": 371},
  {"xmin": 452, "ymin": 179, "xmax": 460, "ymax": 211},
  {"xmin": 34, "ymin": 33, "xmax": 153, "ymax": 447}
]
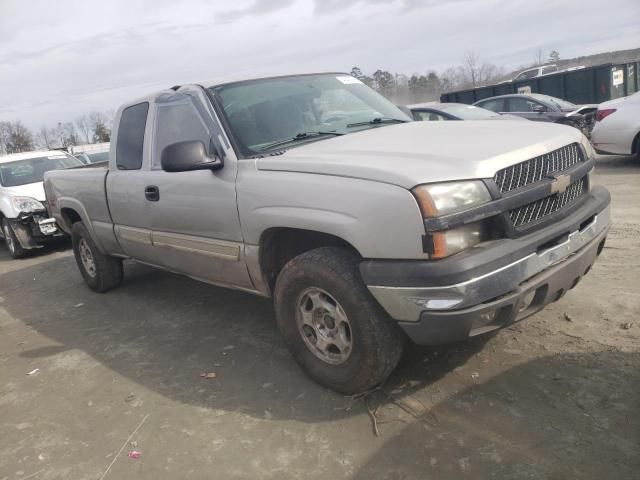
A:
[
  {"xmin": 60, "ymin": 208, "xmax": 82, "ymax": 229},
  {"xmin": 632, "ymin": 131, "xmax": 640, "ymax": 155},
  {"xmin": 259, "ymin": 228, "xmax": 360, "ymax": 291}
]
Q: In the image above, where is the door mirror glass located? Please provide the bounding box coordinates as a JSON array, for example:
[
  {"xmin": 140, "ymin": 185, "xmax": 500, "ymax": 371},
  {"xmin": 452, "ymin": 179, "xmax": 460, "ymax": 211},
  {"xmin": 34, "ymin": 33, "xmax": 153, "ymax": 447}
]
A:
[
  {"xmin": 532, "ymin": 104, "xmax": 547, "ymax": 113},
  {"xmin": 161, "ymin": 140, "xmax": 223, "ymax": 172}
]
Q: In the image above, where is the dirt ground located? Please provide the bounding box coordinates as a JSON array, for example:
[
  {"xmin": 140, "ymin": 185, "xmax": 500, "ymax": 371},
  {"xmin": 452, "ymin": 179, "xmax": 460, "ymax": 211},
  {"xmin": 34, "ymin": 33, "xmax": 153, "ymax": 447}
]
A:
[{"xmin": 1, "ymin": 155, "xmax": 639, "ymax": 480}]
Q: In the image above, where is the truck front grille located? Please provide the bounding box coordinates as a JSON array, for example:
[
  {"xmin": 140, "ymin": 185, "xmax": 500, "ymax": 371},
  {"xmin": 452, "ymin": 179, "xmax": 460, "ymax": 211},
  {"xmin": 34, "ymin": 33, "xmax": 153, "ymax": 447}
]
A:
[
  {"xmin": 494, "ymin": 143, "xmax": 583, "ymax": 194},
  {"xmin": 509, "ymin": 177, "xmax": 586, "ymax": 228}
]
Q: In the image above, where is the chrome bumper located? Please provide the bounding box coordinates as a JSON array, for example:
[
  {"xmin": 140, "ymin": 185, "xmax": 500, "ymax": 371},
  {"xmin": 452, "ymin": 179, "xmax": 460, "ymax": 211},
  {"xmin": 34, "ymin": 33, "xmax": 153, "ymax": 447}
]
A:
[{"xmin": 368, "ymin": 206, "xmax": 610, "ymax": 322}]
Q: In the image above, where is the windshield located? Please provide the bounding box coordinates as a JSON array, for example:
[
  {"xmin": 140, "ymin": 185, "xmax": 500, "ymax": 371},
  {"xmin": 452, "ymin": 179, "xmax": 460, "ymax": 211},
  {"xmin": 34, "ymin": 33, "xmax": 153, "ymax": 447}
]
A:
[
  {"xmin": 0, "ymin": 153, "xmax": 83, "ymax": 187},
  {"xmin": 531, "ymin": 94, "xmax": 576, "ymax": 109},
  {"xmin": 211, "ymin": 74, "xmax": 411, "ymax": 156},
  {"xmin": 439, "ymin": 104, "xmax": 501, "ymax": 119}
]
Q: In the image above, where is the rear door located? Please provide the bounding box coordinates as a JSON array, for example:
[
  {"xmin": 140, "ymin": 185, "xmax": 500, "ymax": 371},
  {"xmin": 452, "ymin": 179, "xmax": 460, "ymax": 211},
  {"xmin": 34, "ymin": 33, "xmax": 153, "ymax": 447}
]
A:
[
  {"xmin": 475, "ymin": 98, "xmax": 505, "ymax": 114},
  {"xmin": 142, "ymin": 87, "xmax": 253, "ymax": 289},
  {"xmin": 505, "ymin": 97, "xmax": 549, "ymax": 122}
]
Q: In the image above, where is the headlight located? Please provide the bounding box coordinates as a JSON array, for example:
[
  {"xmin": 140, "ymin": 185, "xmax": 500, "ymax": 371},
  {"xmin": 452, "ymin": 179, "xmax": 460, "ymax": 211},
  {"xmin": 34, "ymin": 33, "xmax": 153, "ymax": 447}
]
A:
[
  {"xmin": 431, "ymin": 222, "xmax": 488, "ymax": 259},
  {"xmin": 580, "ymin": 135, "xmax": 595, "ymax": 159},
  {"xmin": 412, "ymin": 181, "xmax": 491, "ymax": 218},
  {"xmin": 11, "ymin": 196, "xmax": 45, "ymax": 213}
]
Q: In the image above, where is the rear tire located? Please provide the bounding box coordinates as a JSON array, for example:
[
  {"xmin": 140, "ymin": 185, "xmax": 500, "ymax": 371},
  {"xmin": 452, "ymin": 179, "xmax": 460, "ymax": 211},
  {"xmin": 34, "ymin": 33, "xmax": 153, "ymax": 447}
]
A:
[
  {"xmin": 274, "ymin": 247, "xmax": 405, "ymax": 394},
  {"xmin": 2, "ymin": 218, "xmax": 26, "ymax": 259},
  {"xmin": 72, "ymin": 222, "xmax": 123, "ymax": 292}
]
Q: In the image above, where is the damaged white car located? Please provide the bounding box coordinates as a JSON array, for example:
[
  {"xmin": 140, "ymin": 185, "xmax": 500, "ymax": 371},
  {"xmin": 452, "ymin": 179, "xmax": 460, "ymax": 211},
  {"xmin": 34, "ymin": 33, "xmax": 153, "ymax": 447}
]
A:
[{"xmin": 0, "ymin": 150, "xmax": 83, "ymax": 258}]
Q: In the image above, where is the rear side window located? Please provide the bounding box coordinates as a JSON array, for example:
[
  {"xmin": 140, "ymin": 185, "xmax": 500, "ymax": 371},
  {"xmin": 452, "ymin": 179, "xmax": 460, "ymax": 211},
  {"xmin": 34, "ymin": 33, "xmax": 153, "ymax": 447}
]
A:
[
  {"xmin": 515, "ymin": 69, "xmax": 539, "ymax": 81},
  {"xmin": 507, "ymin": 98, "xmax": 537, "ymax": 112},
  {"xmin": 412, "ymin": 110, "xmax": 448, "ymax": 121},
  {"xmin": 116, "ymin": 102, "xmax": 149, "ymax": 170},
  {"xmin": 477, "ymin": 99, "xmax": 503, "ymax": 112}
]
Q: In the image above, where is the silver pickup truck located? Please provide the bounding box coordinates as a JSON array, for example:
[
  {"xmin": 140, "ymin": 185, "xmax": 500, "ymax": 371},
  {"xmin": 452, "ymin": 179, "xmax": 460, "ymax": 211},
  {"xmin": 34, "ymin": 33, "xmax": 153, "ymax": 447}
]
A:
[{"xmin": 44, "ymin": 73, "xmax": 611, "ymax": 393}]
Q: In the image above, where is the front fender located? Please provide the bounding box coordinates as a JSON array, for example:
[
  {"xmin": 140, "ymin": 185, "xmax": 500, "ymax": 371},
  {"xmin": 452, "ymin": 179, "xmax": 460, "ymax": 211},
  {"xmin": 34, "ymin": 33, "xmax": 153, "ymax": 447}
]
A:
[{"xmin": 238, "ymin": 169, "xmax": 427, "ymax": 259}]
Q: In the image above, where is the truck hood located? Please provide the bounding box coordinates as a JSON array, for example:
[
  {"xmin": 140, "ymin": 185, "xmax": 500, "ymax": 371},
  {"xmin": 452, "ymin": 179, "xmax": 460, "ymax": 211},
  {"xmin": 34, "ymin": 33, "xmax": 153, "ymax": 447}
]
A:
[
  {"xmin": 2, "ymin": 182, "xmax": 46, "ymax": 202},
  {"xmin": 256, "ymin": 121, "xmax": 584, "ymax": 188}
]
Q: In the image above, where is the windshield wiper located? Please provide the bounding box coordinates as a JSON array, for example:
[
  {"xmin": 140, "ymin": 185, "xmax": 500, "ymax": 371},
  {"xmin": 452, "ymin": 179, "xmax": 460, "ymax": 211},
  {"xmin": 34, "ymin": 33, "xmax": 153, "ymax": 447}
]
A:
[
  {"xmin": 346, "ymin": 117, "xmax": 409, "ymax": 128},
  {"xmin": 258, "ymin": 131, "xmax": 343, "ymax": 151}
]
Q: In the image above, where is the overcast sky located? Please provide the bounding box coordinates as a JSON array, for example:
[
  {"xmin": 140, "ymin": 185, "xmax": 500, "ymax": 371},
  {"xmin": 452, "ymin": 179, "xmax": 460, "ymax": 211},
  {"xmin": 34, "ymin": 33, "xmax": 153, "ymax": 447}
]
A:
[{"xmin": 1, "ymin": 0, "xmax": 639, "ymax": 129}]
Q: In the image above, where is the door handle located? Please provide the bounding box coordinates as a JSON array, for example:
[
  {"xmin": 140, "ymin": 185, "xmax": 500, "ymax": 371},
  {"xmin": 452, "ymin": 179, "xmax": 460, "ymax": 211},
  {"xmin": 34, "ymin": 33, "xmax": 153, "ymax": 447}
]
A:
[{"xmin": 145, "ymin": 186, "xmax": 160, "ymax": 201}]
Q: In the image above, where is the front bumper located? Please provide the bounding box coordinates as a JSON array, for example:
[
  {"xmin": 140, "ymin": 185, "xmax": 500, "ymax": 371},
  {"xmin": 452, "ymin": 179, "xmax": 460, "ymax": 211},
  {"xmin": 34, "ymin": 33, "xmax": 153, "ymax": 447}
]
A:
[
  {"xmin": 8, "ymin": 212, "xmax": 65, "ymax": 249},
  {"xmin": 362, "ymin": 189, "xmax": 610, "ymax": 346}
]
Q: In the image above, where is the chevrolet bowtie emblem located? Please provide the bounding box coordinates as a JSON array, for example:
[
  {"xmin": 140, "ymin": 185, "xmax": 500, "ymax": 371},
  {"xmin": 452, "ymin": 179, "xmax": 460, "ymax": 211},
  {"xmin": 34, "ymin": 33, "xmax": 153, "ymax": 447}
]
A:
[{"xmin": 549, "ymin": 174, "xmax": 571, "ymax": 194}]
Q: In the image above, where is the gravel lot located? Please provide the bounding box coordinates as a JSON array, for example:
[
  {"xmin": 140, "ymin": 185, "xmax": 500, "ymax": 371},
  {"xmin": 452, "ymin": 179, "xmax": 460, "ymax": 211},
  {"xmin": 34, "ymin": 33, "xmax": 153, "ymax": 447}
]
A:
[{"xmin": 1, "ymin": 155, "xmax": 638, "ymax": 480}]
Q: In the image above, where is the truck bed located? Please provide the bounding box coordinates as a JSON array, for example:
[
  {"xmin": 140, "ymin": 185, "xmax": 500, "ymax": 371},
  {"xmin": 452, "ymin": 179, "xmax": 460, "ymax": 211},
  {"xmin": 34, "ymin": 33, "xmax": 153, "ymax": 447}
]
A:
[{"xmin": 44, "ymin": 167, "xmax": 112, "ymax": 236}]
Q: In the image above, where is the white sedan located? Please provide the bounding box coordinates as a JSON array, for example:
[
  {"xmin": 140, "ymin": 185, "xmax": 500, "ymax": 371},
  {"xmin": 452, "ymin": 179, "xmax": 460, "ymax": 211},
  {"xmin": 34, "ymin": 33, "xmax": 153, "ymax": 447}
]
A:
[{"xmin": 591, "ymin": 92, "xmax": 640, "ymax": 157}]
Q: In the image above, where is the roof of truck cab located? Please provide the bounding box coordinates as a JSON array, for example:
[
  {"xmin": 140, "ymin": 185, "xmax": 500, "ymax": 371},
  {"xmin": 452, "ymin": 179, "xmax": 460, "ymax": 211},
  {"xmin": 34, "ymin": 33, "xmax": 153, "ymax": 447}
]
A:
[
  {"xmin": 0, "ymin": 150, "xmax": 71, "ymax": 164},
  {"xmin": 202, "ymin": 71, "xmax": 348, "ymax": 88},
  {"xmin": 121, "ymin": 72, "xmax": 352, "ymax": 107}
]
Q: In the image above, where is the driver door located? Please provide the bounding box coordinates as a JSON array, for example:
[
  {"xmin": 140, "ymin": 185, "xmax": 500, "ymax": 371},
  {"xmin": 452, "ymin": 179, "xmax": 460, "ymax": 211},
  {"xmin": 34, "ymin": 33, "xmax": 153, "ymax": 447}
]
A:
[{"xmin": 143, "ymin": 88, "xmax": 253, "ymax": 290}]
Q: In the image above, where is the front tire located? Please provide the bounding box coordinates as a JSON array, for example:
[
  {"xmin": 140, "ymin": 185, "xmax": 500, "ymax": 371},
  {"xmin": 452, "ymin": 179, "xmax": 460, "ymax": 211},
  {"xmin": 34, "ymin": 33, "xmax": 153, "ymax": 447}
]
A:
[
  {"xmin": 2, "ymin": 218, "xmax": 26, "ymax": 259},
  {"xmin": 72, "ymin": 222, "xmax": 123, "ymax": 292},
  {"xmin": 274, "ymin": 247, "xmax": 405, "ymax": 394}
]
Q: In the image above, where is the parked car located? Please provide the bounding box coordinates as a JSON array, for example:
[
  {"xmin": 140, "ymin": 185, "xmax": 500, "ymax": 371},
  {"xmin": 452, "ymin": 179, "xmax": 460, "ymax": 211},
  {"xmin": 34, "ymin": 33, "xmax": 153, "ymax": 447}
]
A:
[
  {"xmin": 513, "ymin": 64, "xmax": 559, "ymax": 82},
  {"xmin": 407, "ymin": 102, "xmax": 525, "ymax": 121},
  {"xmin": 1, "ymin": 150, "xmax": 83, "ymax": 258},
  {"xmin": 44, "ymin": 73, "xmax": 610, "ymax": 394},
  {"xmin": 590, "ymin": 92, "xmax": 640, "ymax": 157},
  {"xmin": 474, "ymin": 94, "xmax": 597, "ymax": 133},
  {"xmin": 70, "ymin": 142, "xmax": 110, "ymax": 165}
]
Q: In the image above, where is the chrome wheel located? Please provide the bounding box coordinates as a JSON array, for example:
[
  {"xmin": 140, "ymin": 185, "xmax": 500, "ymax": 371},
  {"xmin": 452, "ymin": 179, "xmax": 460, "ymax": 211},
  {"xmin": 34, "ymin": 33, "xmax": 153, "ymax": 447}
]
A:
[
  {"xmin": 3, "ymin": 225, "xmax": 14, "ymax": 255},
  {"xmin": 296, "ymin": 287, "xmax": 353, "ymax": 365},
  {"xmin": 78, "ymin": 238, "xmax": 97, "ymax": 278}
]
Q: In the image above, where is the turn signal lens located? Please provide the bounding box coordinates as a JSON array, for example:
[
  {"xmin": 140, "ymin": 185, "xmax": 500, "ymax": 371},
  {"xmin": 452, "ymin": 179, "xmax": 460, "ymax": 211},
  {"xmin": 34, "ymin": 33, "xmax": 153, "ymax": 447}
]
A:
[{"xmin": 430, "ymin": 221, "xmax": 488, "ymax": 259}]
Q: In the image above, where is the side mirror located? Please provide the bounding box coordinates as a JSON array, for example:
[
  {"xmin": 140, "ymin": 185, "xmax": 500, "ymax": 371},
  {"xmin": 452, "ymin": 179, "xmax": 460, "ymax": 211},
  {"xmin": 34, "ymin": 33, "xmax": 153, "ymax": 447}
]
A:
[
  {"xmin": 532, "ymin": 105, "xmax": 547, "ymax": 113},
  {"xmin": 161, "ymin": 140, "xmax": 223, "ymax": 173}
]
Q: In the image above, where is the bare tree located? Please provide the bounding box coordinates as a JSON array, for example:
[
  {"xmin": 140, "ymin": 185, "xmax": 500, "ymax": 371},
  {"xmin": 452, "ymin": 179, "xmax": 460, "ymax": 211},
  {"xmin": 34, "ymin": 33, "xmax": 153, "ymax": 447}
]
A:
[
  {"xmin": 75, "ymin": 114, "xmax": 92, "ymax": 144},
  {"xmin": 0, "ymin": 121, "xmax": 10, "ymax": 155},
  {"xmin": 88, "ymin": 112, "xmax": 111, "ymax": 143},
  {"xmin": 36, "ymin": 126, "xmax": 55, "ymax": 150},
  {"xmin": 2, "ymin": 121, "xmax": 35, "ymax": 153},
  {"xmin": 52, "ymin": 122, "xmax": 78, "ymax": 149},
  {"xmin": 534, "ymin": 47, "xmax": 545, "ymax": 66},
  {"xmin": 462, "ymin": 50, "xmax": 480, "ymax": 87},
  {"xmin": 93, "ymin": 121, "xmax": 111, "ymax": 143}
]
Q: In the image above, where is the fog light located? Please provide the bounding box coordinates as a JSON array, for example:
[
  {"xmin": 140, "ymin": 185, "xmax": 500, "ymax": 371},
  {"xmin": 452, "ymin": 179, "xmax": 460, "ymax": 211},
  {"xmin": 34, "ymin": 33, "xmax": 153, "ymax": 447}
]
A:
[
  {"xmin": 519, "ymin": 290, "xmax": 536, "ymax": 312},
  {"xmin": 478, "ymin": 310, "xmax": 497, "ymax": 325}
]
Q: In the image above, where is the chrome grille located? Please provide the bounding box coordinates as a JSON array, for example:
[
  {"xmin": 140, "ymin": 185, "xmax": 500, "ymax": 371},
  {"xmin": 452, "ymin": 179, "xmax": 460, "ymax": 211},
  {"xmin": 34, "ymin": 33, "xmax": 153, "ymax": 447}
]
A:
[
  {"xmin": 510, "ymin": 178, "xmax": 586, "ymax": 228},
  {"xmin": 494, "ymin": 143, "xmax": 583, "ymax": 194}
]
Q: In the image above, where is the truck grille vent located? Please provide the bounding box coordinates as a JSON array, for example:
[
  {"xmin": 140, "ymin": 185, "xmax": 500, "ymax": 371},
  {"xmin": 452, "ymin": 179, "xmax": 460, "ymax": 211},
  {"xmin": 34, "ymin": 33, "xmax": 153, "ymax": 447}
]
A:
[
  {"xmin": 494, "ymin": 143, "xmax": 583, "ymax": 194},
  {"xmin": 510, "ymin": 177, "xmax": 586, "ymax": 228}
]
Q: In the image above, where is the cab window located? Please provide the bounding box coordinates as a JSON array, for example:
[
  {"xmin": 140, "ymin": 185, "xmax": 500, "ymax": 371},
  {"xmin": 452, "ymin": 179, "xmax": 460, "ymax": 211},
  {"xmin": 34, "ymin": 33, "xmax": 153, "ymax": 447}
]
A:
[
  {"xmin": 152, "ymin": 97, "xmax": 212, "ymax": 169},
  {"xmin": 412, "ymin": 110, "xmax": 448, "ymax": 121},
  {"xmin": 116, "ymin": 102, "xmax": 149, "ymax": 170}
]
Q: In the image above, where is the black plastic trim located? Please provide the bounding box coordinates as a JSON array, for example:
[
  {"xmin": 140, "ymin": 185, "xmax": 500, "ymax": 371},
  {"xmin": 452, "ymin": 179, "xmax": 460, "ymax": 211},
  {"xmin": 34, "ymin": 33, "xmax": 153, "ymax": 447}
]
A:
[{"xmin": 360, "ymin": 186, "xmax": 610, "ymax": 288}]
